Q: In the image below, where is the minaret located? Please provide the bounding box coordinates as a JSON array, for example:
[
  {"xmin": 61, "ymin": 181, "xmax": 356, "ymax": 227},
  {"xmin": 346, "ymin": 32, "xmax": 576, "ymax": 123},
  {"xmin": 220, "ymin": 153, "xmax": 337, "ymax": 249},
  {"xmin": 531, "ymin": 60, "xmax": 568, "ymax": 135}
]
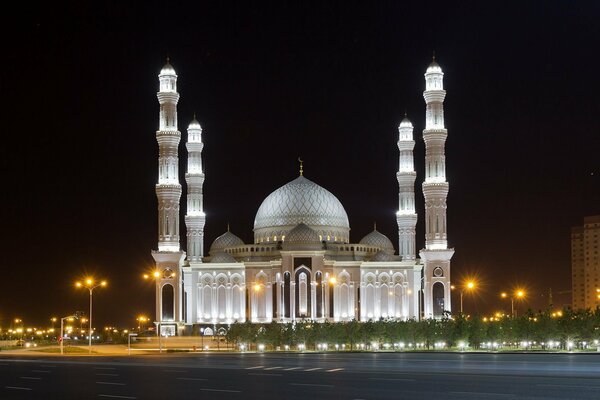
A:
[
  {"xmin": 155, "ymin": 59, "xmax": 182, "ymax": 252},
  {"xmin": 184, "ymin": 115, "xmax": 206, "ymax": 261},
  {"xmin": 396, "ymin": 114, "xmax": 417, "ymax": 260},
  {"xmin": 152, "ymin": 59, "xmax": 185, "ymax": 331},
  {"xmin": 420, "ymin": 56, "xmax": 454, "ymax": 318}
]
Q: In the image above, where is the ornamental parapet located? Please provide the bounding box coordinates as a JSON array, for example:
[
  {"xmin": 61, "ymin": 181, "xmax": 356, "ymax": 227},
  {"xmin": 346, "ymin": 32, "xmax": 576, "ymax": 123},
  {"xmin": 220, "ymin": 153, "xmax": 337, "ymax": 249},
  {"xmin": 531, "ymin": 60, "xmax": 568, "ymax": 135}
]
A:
[
  {"xmin": 423, "ymin": 90, "xmax": 446, "ymax": 103},
  {"xmin": 186, "ymin": 142, "xmax": 204, "ymax": 152},
  {"xmin": 397, "ymin": 140, "xmax": 415, "ymax": 151},
  {"xmin": 157, "ymin": 92, "xmax": 180, "ymax": 104},
  {"xmin": 422, "ymin": 182, "xmax": 449, "ymax": 197}
]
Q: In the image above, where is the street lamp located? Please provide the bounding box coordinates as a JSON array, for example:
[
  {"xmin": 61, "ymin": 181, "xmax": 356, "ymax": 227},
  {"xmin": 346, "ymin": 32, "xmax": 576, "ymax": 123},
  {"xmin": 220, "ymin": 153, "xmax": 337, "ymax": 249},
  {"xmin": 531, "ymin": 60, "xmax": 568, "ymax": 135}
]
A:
[
  {"xmin": 451, "ymin": 280, "xmax": 477, "ymax": 314},
  {"xmin": 75, "ymin": 277, "xmax": 107, "ymax": 354},
  {"xmin": 60, "ymin": 315, "xmax": 77, "ymax": 355},
  {"xmin": 501, "ymin": 289, "xmax": 525, "ymax": 317}
]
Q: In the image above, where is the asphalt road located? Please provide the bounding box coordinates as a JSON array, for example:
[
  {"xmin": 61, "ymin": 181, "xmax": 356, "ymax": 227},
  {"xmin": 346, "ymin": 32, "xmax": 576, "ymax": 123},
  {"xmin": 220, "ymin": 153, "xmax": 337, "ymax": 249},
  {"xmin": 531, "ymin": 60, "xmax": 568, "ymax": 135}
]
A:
[{"xmin": 1, "ymin": 352, "xmax": 600, "ymax": 399}]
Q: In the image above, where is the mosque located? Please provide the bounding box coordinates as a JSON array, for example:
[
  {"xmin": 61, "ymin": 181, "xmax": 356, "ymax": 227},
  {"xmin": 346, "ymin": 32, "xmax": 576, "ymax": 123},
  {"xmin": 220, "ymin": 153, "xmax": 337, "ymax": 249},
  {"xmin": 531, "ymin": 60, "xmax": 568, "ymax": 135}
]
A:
[{"xmin": 150, "ymin": 59, "xmax": 454, "ymax": 335}]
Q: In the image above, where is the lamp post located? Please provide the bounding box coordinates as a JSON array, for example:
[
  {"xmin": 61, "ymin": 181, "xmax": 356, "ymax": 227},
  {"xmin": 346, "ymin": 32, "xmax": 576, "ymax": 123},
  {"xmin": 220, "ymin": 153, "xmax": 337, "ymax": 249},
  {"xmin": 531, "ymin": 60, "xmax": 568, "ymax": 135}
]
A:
[
  {"xmin": 60, "ymin": 315, "xmax": 76, "ymax": 355},
  {"xmin": 75, "ymin": 278, "xmax": 107, "ymax": 354},
  {"xmin": 501, "ymin": 290, "xmax": 525, "ymax": 317},
  {"xmin": 451, "ymin": 280, "xmax": 477, "ymax": 315}
]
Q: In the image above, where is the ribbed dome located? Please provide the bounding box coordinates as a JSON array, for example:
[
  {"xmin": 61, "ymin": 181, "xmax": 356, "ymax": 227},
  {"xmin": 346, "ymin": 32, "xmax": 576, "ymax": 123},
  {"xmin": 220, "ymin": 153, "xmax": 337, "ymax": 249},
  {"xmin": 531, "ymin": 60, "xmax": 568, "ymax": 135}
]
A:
[
  {"xmin": 399, "ymin": 116, "xmax": 413, "ymax": 128},
  {"xmin": 282, "ymin": 223, "xmax": 322, "ymax": 250},
  {"xmin": 426, "ymin": 60, "xmax": 442, "ymax": 73},
  {"xmin": 371, "ymin": 250, "xmax": 395, "ymax": 262},
  {"xmin": 210, "ymin": 252, "xmax": 237, "ymax": 263},
  {"xmin": 359, "ymin": 229, "xmax": 395, "ymax": 254},
  {"xmin": 209, "ymin": 231, "xmax": 244, "ymax": 255},
  {"xmin": 160, "ymin": 60, "xmax": 176, "ymax": 76},
  {"xmin": 253, "ymin": 176, "xmax": 350, "ymax": 243},
  {"xmin": 188, "ymin": 117, "xmax": 201, "ymax": 130}
]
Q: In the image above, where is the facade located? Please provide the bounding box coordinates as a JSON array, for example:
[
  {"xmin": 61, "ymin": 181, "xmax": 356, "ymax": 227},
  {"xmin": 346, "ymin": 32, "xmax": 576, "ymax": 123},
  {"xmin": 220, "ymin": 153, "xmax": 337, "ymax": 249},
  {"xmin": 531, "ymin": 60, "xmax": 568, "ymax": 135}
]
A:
[
  {"xmin": 150, "ymin": 59, "xmax": 454, "ymax": 334},
  {"xmin": 571, "ymin": 215, "xmax": 600, "ymax": 310}
]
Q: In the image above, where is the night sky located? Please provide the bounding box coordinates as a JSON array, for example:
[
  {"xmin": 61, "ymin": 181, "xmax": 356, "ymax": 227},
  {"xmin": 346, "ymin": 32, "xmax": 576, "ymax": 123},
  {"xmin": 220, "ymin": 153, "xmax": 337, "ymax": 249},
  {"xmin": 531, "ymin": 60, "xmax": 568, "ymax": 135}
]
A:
[{"xmin": 2, "ymin": 1, "xmax": 599, "ymax": 328}]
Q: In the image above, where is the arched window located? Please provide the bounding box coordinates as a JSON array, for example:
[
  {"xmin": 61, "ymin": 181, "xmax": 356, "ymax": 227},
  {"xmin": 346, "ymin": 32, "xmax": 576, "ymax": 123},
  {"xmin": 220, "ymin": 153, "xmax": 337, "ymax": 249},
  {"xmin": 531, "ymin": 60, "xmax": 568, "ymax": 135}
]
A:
[
  {"xmin": 316, "ymin": 272, "xmax": 323, "ymax": 318},
  {"xmin": 295, "ymin": 268, "xmax": 311, "ymax": 318},
  {"xmin": 284, "ymin": 272, "xmax": 291, "ymax": 318},
  {"xmin": 433, "ymin": 282, "xmax": 445, "ymax": 317},
  {"xmin": 162, "ymin": 284, "xmax": 174, "ymax": 321}
]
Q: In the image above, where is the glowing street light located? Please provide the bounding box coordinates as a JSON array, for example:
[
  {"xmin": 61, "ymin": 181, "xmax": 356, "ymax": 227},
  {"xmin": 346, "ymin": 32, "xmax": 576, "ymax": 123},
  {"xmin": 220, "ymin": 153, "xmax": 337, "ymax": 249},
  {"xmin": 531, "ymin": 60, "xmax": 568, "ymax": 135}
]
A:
[
  {"xmin": 501, "ymin": 289, "xmax": 526, "ymax": 317},
  {"xmin": 451, "ymin": 279, "xmax": 477, "ymax": 314},
  {"xmin": 75, "ymin": 277, "xmax": 107, "ymax": 354}
]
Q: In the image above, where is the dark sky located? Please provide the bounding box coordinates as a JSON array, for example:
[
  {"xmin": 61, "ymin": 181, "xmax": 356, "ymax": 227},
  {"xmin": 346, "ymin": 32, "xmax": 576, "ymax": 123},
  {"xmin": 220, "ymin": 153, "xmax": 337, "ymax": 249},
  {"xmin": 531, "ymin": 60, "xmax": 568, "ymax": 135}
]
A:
[{"xmin": 2, "ymin": 1, "xmax": 599, "ymax": 328}]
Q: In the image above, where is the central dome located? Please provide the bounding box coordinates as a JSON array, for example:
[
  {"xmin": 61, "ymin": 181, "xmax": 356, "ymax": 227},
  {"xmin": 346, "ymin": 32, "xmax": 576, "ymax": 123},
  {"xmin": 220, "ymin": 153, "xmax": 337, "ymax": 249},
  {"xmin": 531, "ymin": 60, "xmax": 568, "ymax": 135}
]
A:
[{"xmin": 253, "ymin": 176, "xmax": 350, "ymax": 243}]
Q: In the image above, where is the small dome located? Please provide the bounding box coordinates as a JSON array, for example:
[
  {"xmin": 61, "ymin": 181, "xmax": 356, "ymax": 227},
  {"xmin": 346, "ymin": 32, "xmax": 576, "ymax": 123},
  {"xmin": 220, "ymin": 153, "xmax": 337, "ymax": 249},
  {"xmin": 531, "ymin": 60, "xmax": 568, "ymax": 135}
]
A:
[
  {"xmin": 160, "ymin": 60, "xmax": 177, "ymax": 76},
  {"xmin": 188, "ymin": 117, "xmax": 201, "ymax": 130},
  {"xmin": 371, "ymin": 250, "xmax": 394, "ymax": 262},
  {"xmin": 282, "ymin": 223, "xmax": 322, "ymax": 250},
  {"xmin": 360, "ymin": 229, "xmax": 395, "ymax": 254},
  {"xmin": 210, "ymin": 252, "xmax": 237, "ymax": 263},
  {"xmin": 399, "ymin": 116, "xmax": 413, "ymax": 128},
  {"xmin": 426, "ymin": 60, "xmax": 442, "ymax": 73},
  {"xmin": 209, "ymin": 231, "xmax": 244, "ymax": 255}
]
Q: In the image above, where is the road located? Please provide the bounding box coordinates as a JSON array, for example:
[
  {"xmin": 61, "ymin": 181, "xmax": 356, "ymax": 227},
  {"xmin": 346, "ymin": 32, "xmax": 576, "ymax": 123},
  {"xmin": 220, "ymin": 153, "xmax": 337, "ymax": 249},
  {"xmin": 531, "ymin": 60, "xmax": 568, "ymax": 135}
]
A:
[{"xmin": 1, "ymin": 352, "xmax": 600, "ymax": 399}]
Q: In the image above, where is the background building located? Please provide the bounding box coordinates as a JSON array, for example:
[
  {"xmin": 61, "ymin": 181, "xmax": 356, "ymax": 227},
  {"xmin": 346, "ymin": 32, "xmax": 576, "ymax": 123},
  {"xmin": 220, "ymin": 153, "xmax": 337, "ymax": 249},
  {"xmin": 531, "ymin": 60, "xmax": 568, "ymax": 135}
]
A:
[{"xmin": 572, "ymin": 215, "xmax": 600, "ymax": 310}]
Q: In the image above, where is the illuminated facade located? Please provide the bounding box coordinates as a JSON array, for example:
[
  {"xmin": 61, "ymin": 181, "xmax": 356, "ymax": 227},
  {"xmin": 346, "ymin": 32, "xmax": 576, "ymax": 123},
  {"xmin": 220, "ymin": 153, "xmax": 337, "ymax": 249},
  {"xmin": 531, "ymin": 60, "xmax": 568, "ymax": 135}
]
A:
[
  {"xmin": 571, "ymin": 215, "xmax": 600, "ymax": 310},
  {"xmin": 151, "ymin": 59, "xmax": 454, "ymax": 333}
]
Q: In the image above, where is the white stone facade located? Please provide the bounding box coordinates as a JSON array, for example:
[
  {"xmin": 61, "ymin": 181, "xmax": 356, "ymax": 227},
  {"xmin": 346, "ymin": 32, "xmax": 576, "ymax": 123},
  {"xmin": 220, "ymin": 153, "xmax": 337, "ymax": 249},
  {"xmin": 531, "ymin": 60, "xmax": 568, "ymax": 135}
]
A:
[{"xmin": 150, "ymin": 59, "xmax": 455, "ymax": 330}]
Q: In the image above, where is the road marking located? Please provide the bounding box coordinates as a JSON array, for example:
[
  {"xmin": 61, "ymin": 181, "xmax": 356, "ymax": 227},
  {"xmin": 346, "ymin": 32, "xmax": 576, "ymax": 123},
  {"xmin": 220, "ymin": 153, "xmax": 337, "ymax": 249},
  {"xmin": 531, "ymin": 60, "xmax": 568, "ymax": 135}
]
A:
[
  {"xmin": 264, "ymin": 366, "xmax": 282, "ymax": 370},
  {"xmin": 94, "ymin": 367, "xmax": 116, "ymax": 370},
  {"xmin": 326, "ymin": 368, "xmax": 344, "ymax": 372},
  {"xmin": 449, "ymin": 392, "xmax": 515, "ymax": 398},
  {"xmin": 96, "ymin": 382, "xmax": 126, "ymax": 386},
  {"xmin": 199, "ymin": 388, "xmax": 242, "ymax": 393},
  {"xmin": 162, "ymin": 369, "xmax": 188, "ymax": 373},
  {"xmin": 5, "ymin": 386, "xmax": 32, "ymax": 391},
  {"xmin": 96, "ymin": 373, "xmax": 119, "ymax": 376},
  {"xmin": 248, "ymin": 373, "xmax": 282, "ymax": 376},
  {"xmin": 31, "ymin": 370, "xmax": 51, "ymax": 373},
  {"xmin": 176, "ymin": 377, "xmax": 207, "ymax": 381},
  {"xmin": 304, "ymin": 367, "xmax": 322, "ymax": 371},
  {"xmin": 290, "ymin": 383, "xmax": 333, "ymax": 388},
  {"xmin": 98, "ymin": 395, "xmax": 137, "ymax": 399},
  {"xmin": 39, "ymin": 365, "xmax": 57, "ymax": 368},
  {"xmin": 283, "ymin": 367, "xmax": 302, "ymax": 371},
  {"xmin": 370, "ymin": 377, "xmax": 415, "ymax": 382},
  {"xmin": 20, "ymin": 377, "xmax": 42, "ymax": 380},
  {"xmin": 537, "ymin": 384, "xmax": 600, "ymax": 390},
  {"xmin": 245, "ymin": 366, "xmax": 264, "ymax": 369}
]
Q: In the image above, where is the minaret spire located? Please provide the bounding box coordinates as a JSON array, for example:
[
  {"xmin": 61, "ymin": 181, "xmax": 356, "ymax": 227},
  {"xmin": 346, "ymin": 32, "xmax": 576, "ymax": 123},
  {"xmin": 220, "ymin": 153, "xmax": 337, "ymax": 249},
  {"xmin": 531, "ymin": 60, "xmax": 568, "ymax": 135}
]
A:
[
  {"xmin": 420, "ymin": 57, "xmax": 454, "ymax": 318},
  {"xmin": 396, "ymin": 113, "xmax": 418, "ymax": 261},
  {"xmin": 298, "ymin": 157, "xmax": 304, "ymax": 176},
  {"xmin": 184, "ymin": 114, "xmax": 206, "ymax": 261}
]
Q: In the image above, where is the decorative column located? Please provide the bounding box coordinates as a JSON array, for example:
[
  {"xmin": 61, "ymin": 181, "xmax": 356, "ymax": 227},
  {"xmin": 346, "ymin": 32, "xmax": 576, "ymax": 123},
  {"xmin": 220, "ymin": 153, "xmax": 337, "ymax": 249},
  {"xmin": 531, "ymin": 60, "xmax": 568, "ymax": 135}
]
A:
[
  {"xmin": 185, "ymin": 115, "xmax": 206, "ymax": 262},
  {"xmin": 419, "ymin": 57, "xmax": 454, "ymax": 318},
  {"xmin": 396, "ymin": 114, "xmax": 418, "ymax": 261},
  {"xmin": 152, "ymin": 59, "xmax": 186, "ymax": 332}
]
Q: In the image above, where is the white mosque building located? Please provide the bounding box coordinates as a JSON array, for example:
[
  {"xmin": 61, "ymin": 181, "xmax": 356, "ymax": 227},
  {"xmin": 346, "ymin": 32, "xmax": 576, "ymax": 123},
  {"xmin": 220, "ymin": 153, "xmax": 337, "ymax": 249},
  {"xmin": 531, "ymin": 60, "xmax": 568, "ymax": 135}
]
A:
[{"xmin": 150, "ymin": 58, "xmax": 454, "ymax": 335}]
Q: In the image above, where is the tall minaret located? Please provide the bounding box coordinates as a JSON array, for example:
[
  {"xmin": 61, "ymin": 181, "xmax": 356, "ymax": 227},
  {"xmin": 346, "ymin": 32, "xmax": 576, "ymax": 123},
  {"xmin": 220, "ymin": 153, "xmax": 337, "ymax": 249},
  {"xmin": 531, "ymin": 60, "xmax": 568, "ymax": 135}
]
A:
[
  {"xmin": 152, "ymin": 59, "xmax": 185, "ymax": 330},
  {"xmin": 184, "ymin": 116, "xmax": 206, "ymax": 261},
  {"xmin": 155, "ymin": 59, "xmax": 182, "ymax": 252},
  {"xmin": 420, "ymin": 56, "xmax": 454, "ymax": 318},
  {"xmin": 396, "ymin": 114, "xmax": 417, "ymax": 261}
]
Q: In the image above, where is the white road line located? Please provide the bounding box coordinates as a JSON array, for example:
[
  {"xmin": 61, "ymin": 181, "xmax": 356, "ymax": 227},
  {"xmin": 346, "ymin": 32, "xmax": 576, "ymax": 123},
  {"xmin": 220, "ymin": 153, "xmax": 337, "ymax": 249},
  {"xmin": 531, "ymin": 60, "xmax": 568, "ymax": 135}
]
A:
[
  {"xmin": 20, "ymin": 377, "xmax": 42, "ymax": 380},
  {"xmin": 304, "ymin": 368, "xmax": 322, "ymax": 371},
  {"xmin": 283, "ymin": 367, "xmax": 302, "ymax": 371},
  {"xmin": 96, "ymin": 382, "xmax": 126, "ymax": 386},
  {"xmin": 5, "ymin": 386, "xmax": 32, "ymax": 391},
  {"xmin": 39, "ymin": 365, "xmax": 57, "ymax": 368},
  {"xmin": 248, "ymin": 373, "xmax": 283, "ymax": 377},
  {"xmin": 264, "ymin": 366, "xmax": 282, "ymax": 370},
  {"xmin": 162, "ymin": 369, "xmax": 188, "ymax": 373},
  {"xmin": 94, "ymin": 367, "xmax": 116, "ymax": 370},
  {"xmin": 98, "ymin": 395, "xmax": 137, "ymax": 399},
  {"xmin": 326, "ymin": 368, "xmax": 344, "ymax": 372},
  {"xmin": 31, "ymin": 370, "xmax": 51, "ymax": 373},
  {"xmin": 449, "ymin": 392, "xmax": 515, "ymax": 398},
  {"xmin": 199, "ymin": 388, "xmax": 242, "ymax": 393},
  {"xmin": 536, "ymin": 384, "xmax": 600, "ymax": 390},
  {"xmin": 245, "ymin": 366, "xmax": 264, "ymax": 369},
  {"xmin": 289, "ymin": 383, "xmax": 333, "ymax": 388},
  {"xmin": 96, "ymin": 373, "xmax": 119, "ymax": 376},
  {"xmin": 370, "ymin": 377, "xmax": 415, "ymax": 382},
  {"xmin": 176, "ymin": 377, "xmax": 207, "ymax": 381}
]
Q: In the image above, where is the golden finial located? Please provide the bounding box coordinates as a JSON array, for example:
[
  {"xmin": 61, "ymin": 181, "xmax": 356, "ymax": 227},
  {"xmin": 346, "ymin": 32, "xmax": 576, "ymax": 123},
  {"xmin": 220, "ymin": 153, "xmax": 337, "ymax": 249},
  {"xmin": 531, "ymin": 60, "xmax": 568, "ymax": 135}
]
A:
[
  {"xmin": 298, "ymin": 157, "xmax": 304, "ymax": 176},
  {"xmin": 432, "ymin": 50, "xmax": 436, "ymax": 61},
  {"xmin": 227, "ymin": 222, "xmax": 230, "ymax": 232},
  {"xmin": 374, "ymin": 221, "xmax": 377, "ymax": 231}
]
